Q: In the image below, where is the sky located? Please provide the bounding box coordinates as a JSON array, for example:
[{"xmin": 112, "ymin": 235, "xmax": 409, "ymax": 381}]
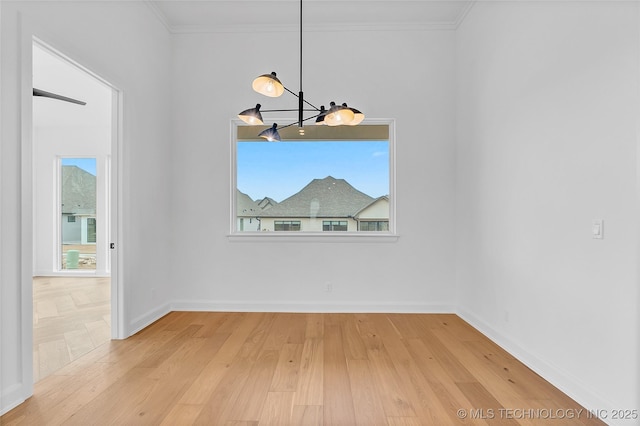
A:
[
  {"xmin": 62, "ymin": 158, "xmax": 97, "ymax": 176},
  {"xmin": 237, "ymin": 140, "xmax": 389, "ymax": 202}
]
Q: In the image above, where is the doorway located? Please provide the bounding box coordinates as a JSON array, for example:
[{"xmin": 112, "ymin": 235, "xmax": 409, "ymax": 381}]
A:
[{"xmin": 32, "ymin": 40, "xmax": 117, "ymax": 381}]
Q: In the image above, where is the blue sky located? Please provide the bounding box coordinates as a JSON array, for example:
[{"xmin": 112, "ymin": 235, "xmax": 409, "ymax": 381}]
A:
[
  {"xmin": 237, "ymin": 141, "xmax": 389, "ymax": 202},
  {"xmin": 62, "ymin": 158, "xmax": 96, "ymax": 176}
]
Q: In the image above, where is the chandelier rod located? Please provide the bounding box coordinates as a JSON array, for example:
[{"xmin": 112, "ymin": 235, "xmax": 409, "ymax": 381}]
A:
[
  {"xmin": 298, "ymin": 0, "xmax": 304, "ymax": 128},
  {"xmin": 299, "ymin": 0, "xmax": 303, "ymax": 96}
]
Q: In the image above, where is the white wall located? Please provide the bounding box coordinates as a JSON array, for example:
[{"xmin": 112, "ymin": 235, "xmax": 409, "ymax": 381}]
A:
[
  {"xmin": 0, "ymin": 0, "xmax": 173, "ymax": 414},
  {"xmin": 169, "ymin": 28, "xmax": 457, "ymax": 311},
  {"xmin": 456, "ymin": 1, "xmax": 640, "ymax": 420}
]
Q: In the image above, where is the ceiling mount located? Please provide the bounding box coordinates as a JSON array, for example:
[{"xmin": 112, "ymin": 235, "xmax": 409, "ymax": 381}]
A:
[{"xmin": 237, "ymin": 0, "xmax": 364, "ymax": 142}]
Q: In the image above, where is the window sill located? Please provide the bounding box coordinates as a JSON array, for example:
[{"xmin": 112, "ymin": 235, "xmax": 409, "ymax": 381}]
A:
[{"xmin": 227, "ymin": 232, "xmax": 399, "ymax": 243}]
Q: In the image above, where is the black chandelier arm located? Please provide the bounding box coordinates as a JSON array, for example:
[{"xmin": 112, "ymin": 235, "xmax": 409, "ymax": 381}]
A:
[
  {"xmin": 300, "ymin": 113, "xmax": 322, "ymax": 123},
  {"xmin": 281, "ymin": 85, "xmax": 321, "ymax": 111},
  {"xmin": 260, "ymin": 108, "xmax": 319, "ymax": 113},
  {"xmin": 283, "ymin": 85, "xmax": 298, "ymax": 98},
  {"xmin": 275, "ymin": 113, "xmax": 323, "ymax": 131},
  {"xmin": 301, "ymin": 98, "xmax": 320, "ymax": 112}
]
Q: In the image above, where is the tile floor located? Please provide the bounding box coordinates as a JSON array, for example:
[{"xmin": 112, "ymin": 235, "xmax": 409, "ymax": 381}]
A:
[{"xmin": 33, "ymin": 276, "xmax": 111, "ymax": 382}]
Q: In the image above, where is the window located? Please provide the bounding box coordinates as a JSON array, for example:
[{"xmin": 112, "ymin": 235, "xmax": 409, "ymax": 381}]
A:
[
  {"xmin": 274, "ymin": 220, "xmax": 301, "ymax": 231},
  {"xmin": 60, "ymin": 157, "xmax": 97, "ymax": 270},
  {"xmin": 359, "ymin": 221, "xmax": 389, "ymax": 231},
  {"xmin": 323, "ymin": 220, "xmax": 348, "ymax": 232},
  {"xmin": 231, "ymin": 121, "xmax": 396, "ymax": 240}
]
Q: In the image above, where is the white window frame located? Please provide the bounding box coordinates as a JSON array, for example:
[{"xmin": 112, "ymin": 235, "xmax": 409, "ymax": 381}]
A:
[
  {"xmin": 56, "ymin": 156, "xmax": 108, "ymax": 272},
  {"xmin": 228, "ymin": 118, "xmax": 398, "ymax": 242}
]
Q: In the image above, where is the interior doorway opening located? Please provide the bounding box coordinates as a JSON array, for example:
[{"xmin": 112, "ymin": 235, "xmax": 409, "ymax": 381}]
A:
[{"xmin": 32, "ymin": 40, "xmax": 117, "ymax": 382}]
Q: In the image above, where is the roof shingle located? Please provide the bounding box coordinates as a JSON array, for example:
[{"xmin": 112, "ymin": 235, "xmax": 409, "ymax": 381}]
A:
[
  {"xmin": 61, "ymin": 166, "xmax": 96, "ymax": 215},
  {"xmin": 260, "ymin": 176, "xmax": 374, "ymax": 218}
]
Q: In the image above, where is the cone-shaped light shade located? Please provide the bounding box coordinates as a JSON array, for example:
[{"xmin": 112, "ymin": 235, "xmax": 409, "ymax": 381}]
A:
[
  {"xmin": 347, "ymin": 107, "xmax": 364, "ymax": 126},
  {"xmin": 324, "ymin": 102, "xmax": 355, "ymax": 126},
  {"xmin": 258, "ymin": 123, "xmax": 281, "ymax": 142},
  {"xmin": 252, "ymin": 72, "xmax": 285, "ymax": 97},
  {"xmin": 238, "ymin": 104, "xmax": 264, "ymax": 125},
  {"xmin": 315, "ymin": 105, "xmax": 327, "ymax": 125}
]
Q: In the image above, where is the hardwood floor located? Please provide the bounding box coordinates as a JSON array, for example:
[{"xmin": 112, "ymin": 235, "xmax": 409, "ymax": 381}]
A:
[
  {"xmin": 33, "ymin": 276, "xmax": 111, "ymax": 382},
  {"xmin": 4, "ymin": 312, "xmax": 604, "ymax": 425}
]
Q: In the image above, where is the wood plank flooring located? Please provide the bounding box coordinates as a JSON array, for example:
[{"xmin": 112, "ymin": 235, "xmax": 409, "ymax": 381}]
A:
[
  {"xmin": 4, "ymin": 312, "xmax": 605, "ymax": 425},
  {"xmin": 33, "ymin": 276, "xmax": 111, "ymax": 382}
]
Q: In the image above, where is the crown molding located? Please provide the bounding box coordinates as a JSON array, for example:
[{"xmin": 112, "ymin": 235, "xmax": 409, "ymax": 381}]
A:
[
  {"xmin": 454, "ymin": 0, "xmax": 477, "ymax": 29},
  {"xmin": 168, "ymin": 22, "xmax": 460, "ymax": 34},
  {"xmin": 143, "ymin": 0, "xmax": 173, "ymax": 32},
  {"xmin": 144, "ymin": 0, "xmax": 475, "ymax": 34}
]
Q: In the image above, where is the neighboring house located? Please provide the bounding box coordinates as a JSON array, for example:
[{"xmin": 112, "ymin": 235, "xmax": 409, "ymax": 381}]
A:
[
  {"xmin": 353, "ymin": 196, "xmax": 390, "ymax": 231},
  {"xmin": 239, "ymin": 176, "xmax": 389, "ymax": 232},
  {"xmin": 61, "ymin": 165, "xmax": 96, "ymax": 244},
  {"xmin": 236, "ymin": 189, "xmax": 265, "ymax": 231}
]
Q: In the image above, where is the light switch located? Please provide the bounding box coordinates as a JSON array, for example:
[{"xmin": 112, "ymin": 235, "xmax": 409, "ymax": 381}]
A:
[{"xmin": 592, "ymin": 219, "xmax": 604, "ymax": 239}]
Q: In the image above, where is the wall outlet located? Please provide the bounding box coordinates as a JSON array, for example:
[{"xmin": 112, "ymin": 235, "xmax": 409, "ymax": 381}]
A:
[{"xmin": 324, "ymin": 282, "xmax": 333, "ymax": 293}]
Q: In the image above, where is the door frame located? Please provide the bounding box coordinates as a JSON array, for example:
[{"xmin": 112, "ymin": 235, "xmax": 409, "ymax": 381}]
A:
[{"xmin": 22, "ymin": 35, "xmax": 125, "ymax": 395}]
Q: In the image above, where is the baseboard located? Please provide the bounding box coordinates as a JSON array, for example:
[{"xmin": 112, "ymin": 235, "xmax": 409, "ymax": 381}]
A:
[
  {"xmin": 117, "ymin": 299, "xmax": 454, "ymax": 338},
  {"xmin": 127, "ymin": 302, "xmax": 172, "ymax": 336},
  {"xmin": 456, "ymin": 307, "xmax": 626, "ymax": 426},
  {"xmin": 170, "ymin": 299, "xmax": 455, "ymax": 314},
  {"xmin": 1, "ymin": 383, "xmax": 26, "ymax": 417}
]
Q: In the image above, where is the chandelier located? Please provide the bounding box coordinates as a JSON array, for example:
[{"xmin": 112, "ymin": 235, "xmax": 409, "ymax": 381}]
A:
[{"xmin": 237, "ymin": 0, "xmax": 364, "ymax": 142}]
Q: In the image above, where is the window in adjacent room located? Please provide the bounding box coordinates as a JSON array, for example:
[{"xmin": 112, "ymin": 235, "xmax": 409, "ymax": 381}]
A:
[{"xmin": 60, "ymin": 157, "xmax": 97, "ymax": 270}]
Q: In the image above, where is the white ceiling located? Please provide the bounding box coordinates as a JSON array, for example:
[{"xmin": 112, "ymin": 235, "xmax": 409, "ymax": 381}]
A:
[{"xmin": 146, "ymin": 0, "xmax": 475, "ymax": 33}]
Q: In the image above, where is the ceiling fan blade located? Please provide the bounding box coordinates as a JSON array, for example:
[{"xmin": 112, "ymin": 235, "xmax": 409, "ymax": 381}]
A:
[{"xmin": 33, "ymin": 88, "xmax": 86, "ymax": 106}]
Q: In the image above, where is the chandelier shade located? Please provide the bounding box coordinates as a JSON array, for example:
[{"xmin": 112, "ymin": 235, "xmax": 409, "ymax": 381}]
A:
[
  {"xmin": 315, "ymin": 105, "xmax": 327, "ymax": 125},
  {"xmin": 237, "ymin": 0, "xmax": 364, "ymax": 140},
  {"xmin": 347, "ymin": 107, "xmax": 365, "ymax": 126},
  {"xmin": 238, "ymin": 104, "xmax": 264, "ymax": 125},
  {"xmin": 324, "ymin": 102, "xmax": 355, "ymax": 127},
  {"xmin": 252, "ymin": 72, "xmax": 285, "ymax": 98},
  {"xmin": 258, "ymin": 123, "xmax": 281, "ymax": 142}
]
